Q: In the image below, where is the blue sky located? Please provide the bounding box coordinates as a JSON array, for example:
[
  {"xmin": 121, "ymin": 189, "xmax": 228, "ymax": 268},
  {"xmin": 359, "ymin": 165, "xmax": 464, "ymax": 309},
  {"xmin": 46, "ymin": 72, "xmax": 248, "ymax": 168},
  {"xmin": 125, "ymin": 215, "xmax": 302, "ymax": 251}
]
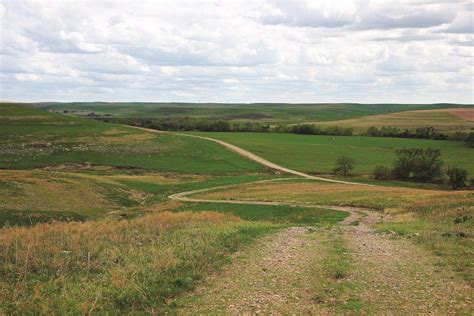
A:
[{"xmin": 0, "ymin": 0, "xmax": 473, "ymax": 103}]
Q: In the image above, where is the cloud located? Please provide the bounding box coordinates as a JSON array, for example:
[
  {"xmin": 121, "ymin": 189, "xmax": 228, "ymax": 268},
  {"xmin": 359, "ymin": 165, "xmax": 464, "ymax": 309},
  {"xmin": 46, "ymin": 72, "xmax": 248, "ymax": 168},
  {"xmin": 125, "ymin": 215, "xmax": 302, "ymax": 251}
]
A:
[
  {"xmin": 0, "ymin": 0, "xmax": 473, "ymax": 103},
  {"xmin": 442, "ymin": 12, "xmax": 474, "ymax": 33}
]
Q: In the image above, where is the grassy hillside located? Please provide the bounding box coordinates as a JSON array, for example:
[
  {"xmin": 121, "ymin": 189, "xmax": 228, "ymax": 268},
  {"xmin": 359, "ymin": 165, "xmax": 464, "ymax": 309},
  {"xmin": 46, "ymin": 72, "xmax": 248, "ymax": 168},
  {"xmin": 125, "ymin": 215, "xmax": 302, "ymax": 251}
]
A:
[
  {"xmin": 316, "ymin": 108, "xmax": 474, "ymax": 134},
  {"xmin": 188, "ymin": 132, "xmax": 474, "ymax": 175},
  {"xmin": 0, "ymin": 211, "xmax": 277, "ymax": 314},
  {"xmin": 36, "ymin": 102, "xmax": 470, "ymax": 123},
  {"xmin": 0, "ymin": 103, "xmax": 263, "ymax": 173}
]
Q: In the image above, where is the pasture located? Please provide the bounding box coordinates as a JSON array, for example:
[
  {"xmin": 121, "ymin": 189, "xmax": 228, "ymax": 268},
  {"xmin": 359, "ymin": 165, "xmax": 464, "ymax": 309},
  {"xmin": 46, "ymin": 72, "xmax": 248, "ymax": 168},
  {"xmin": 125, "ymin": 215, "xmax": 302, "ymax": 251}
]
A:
[
  {"xmin": 37, "ymin": 102, "xmax": 468, "ymax": 123},
  {"xmin": 187, "ymin": 132, "xmax": 474, "ymax": 175},
  {"xmin": 0, "ymin": 103, "xmax": 263, "ymax": 174}
]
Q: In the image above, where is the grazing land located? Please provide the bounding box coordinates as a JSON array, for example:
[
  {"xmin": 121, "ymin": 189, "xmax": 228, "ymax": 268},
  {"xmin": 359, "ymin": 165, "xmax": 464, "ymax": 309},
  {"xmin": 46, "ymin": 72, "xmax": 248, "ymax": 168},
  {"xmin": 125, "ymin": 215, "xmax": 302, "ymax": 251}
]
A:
[
  {"xmin": 0, "ymin": 103, "xmax": 263, "ymax": 173},
  {"xmin": 0, "ymin": 103, "xmax": 473, "ymax": 314},
  {"xmin": 37, "ymin": 102, "xmax": 469, "ymax": 123},
  {"xmin": 187, "ymin": 132, "xmax": 474, "ymax": 174}
]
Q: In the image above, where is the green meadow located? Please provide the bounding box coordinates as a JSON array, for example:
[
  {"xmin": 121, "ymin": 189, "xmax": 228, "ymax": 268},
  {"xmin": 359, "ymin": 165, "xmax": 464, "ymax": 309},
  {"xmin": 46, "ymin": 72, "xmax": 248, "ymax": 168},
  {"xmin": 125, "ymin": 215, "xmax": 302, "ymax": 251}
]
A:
[
  {"xmin": 0, "ymin": 103, "xmax": 263, "ymax": 174},
  {"xmin": 188, "ymin": 132, "xmax": 474, "ymax": 175}
]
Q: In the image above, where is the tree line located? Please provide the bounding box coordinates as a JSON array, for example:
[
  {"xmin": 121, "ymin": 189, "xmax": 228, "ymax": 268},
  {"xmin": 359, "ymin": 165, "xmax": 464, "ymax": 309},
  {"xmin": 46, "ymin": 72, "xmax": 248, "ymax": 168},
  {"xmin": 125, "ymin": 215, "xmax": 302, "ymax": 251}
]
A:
[
  {"xmin": 95, "ymin": 117, "xmax": 474, "ymax": 145},
  {"xmin": 97, "ymin": 117, "xmax": 354, "ymax": 136}
]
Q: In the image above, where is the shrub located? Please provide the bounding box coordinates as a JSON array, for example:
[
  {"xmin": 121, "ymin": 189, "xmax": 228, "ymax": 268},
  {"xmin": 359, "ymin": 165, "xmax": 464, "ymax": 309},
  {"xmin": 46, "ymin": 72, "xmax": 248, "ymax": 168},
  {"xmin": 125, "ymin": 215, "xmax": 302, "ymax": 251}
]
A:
[
  {"xmin": 446, "ymin": 166, "xmax": 468, "ymax": 189},
  {"xmin": 373, "ymin": 165, "xmax": 391, "ymax": 180},
  {"xmin": 333, "ymin": 156, "xmax": 355, "ymax": 177}
]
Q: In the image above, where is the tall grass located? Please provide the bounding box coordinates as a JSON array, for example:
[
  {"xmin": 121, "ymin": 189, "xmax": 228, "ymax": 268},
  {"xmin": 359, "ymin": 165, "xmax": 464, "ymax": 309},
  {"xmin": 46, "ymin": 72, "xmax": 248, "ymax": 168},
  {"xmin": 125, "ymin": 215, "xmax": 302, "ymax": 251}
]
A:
[{"xmin": 0, "ymin": 211, "xmax": 275, "ymax": 314}]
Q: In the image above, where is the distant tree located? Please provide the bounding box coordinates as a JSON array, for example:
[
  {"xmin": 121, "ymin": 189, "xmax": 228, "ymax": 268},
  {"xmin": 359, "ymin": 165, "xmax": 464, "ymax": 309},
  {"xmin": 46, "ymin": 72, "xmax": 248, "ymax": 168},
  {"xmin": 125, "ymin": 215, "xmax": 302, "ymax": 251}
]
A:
[
  {"xmin": 446, "ymin": 166, "xmax": 468, "ymax": 189},
  {"xmin": 392, "ymin": 148, "xmax": 443, "ymax": 182},
  {"xmin": 465, "ymin": 132, "xmax": 474, "ymax": 147},
  {"xmin": 373, "ymin": 165, "xmax": 391, "ymax": 180},
  {"xmin": 333, "ymin": 156, "xmax": 355, "ymax": 177}
]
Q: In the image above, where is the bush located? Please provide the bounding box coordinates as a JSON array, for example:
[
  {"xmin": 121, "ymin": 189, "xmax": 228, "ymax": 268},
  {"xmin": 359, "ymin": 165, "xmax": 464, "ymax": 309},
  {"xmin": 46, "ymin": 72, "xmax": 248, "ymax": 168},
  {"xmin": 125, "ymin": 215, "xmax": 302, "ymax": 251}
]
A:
[
  {"xmin": 373, "ymin": 165, "xmax": 391, "ymax": 180},
  {"xmin": 333, "ymin": 156, "xmax": 355, "ymax": 177},
  {"xmin": 392, "ymin": 148, "xmax": 443, "ymax": 182},
  {"xmin": 465, "ymin": 132, "xmax": 474, "ymax": 147},
  {"xmin": 446, "ymin": 166, "xmax": 468, "ymax": 189}
]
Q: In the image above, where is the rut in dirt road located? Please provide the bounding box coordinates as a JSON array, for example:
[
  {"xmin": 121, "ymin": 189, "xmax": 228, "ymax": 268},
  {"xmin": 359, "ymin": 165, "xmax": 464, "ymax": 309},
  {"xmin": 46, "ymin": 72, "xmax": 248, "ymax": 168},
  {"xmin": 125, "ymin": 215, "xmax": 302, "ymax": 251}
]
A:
[{"xmin": 344, "ymin": 218, "xmax": 472, "ymax": 314}]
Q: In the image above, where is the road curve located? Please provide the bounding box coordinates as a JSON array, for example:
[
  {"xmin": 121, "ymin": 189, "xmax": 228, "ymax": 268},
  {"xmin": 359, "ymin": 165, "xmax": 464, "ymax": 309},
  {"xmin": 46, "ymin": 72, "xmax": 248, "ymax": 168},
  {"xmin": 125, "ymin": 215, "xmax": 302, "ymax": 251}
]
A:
[{"xmin": 130, "ymin": 126, "xmax": 369, "ymax": 186}]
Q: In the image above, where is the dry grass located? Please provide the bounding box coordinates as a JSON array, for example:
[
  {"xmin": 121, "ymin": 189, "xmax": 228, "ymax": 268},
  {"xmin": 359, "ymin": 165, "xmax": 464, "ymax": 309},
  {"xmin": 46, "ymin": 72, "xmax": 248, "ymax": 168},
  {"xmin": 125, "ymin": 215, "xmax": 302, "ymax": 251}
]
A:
[
  {"xmin": 0, "ymin": 211, "xmax": 274, "ymax": 314},
  {"xmin": 316, "ymin": 108, "xmax": 474, "ymax": 133},
  {"xmin": 0, "ymin": 170, "xmax": 117, "ymax": 214}
]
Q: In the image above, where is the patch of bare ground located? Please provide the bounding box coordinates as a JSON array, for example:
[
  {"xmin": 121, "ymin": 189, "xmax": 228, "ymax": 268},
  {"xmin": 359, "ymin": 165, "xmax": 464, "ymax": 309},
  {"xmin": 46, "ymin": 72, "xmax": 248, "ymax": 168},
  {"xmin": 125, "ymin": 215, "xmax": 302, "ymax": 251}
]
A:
[
  {"xmin": 344, "ymin": 213, "xmax": 473, "ymax": 314},
  {"xmin": 175, "ymin": 226, "xmax": 328, "ymax": 315}
]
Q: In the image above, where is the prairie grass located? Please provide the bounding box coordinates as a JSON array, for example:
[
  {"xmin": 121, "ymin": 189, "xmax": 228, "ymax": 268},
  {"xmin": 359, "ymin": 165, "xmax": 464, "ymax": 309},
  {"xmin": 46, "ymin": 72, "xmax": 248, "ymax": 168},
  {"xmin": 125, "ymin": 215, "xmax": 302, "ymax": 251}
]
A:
[
  {"xmin": 0, "ymin": 211, "xmax": 275, "ymax": 314},
  {"xmin": 188, "ymin": 132, "xmax": 474, "ymax": 174},
  {"xmin": 0, "ymin": 103, "xmax": 264, "ymax": 173}
]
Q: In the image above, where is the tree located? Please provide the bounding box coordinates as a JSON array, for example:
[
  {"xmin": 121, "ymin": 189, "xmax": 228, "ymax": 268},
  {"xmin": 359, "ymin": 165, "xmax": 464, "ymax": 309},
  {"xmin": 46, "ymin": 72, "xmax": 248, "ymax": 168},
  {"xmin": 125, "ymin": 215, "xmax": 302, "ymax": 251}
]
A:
[
  {"xmin": 373, "ymin": 165, "xmax": 391, "ymax": 180},
  {"xmin": 392, "ymin": 148, "xmax": 419, "ymax": 180},
  {"xmin": 446, "ymin": 166, "xmax": 468, "ymax": 189},
  {"xmin": 392, "ymin": 148, "xmax": 443, "ymax": 182},
  {"xmin": 333, "ymin": 156, "xmax": 355, "ymax": 177},
  {"xmin": 412, "ymin": 148, "xmax": 443, "ymax": 182}
]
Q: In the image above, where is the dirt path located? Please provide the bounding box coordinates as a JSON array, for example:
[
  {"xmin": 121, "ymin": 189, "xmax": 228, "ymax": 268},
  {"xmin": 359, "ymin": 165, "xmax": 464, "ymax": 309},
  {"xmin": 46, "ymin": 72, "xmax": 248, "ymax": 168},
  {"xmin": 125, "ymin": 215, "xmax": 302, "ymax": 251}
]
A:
[
  {"xmin": 131, "ymin": 126, "xmax": 369, "ymax": 186},
  {"xmin": 175, "ymin": 226, "xmax": 328, "ymax": 314},
  {"xmin": 174, "ymin": 207, "xmax": 472, "ymax": 314},
  {"xmin": 130, "ymin": 126, "xmax": 472, "ymax": 313}
]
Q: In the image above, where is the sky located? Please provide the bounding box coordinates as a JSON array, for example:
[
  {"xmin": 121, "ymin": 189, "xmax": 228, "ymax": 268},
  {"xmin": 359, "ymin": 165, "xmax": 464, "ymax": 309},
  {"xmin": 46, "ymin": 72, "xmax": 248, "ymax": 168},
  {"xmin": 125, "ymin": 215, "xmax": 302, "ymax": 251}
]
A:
[{"xmin": 0, "ymin": 0, "xmax": 473, "ymax": 103}]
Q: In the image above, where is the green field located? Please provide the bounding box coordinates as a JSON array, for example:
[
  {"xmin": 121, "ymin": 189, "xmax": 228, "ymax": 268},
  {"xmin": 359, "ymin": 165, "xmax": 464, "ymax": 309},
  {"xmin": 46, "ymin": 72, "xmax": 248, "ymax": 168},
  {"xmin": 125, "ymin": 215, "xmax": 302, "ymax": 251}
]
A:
[
  {"xmin": 0, "ymin": 103, "xmax": 263, "ymax": 174},
  {"xmin": 1, "ymin": 102, "xmax": 473, "ymax": 314},
  {"xmin": 188, "ymin": 132, "xmax": 474, "ymax": 175},
  {"xmin": 36, "ymin": 102, "xmax": 469, "ymax": 123},
  {"xmin": 175, "ymin": 202, "xmax": 348, "ymax": 225}
]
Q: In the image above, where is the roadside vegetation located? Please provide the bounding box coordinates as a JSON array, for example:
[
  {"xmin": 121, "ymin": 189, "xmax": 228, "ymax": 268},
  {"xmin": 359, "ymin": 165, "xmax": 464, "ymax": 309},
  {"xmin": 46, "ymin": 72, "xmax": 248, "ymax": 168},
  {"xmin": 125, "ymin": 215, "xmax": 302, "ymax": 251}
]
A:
[{"xmin": 0, "ymin": 211, "xmax": 276, "ymax": 314}]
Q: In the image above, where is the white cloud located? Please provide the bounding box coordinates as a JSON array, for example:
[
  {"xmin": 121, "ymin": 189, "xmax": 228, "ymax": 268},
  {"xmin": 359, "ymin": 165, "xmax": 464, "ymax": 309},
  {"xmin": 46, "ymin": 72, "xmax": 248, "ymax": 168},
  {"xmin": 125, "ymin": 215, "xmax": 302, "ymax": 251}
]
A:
[{"xmin": 0, "ymin": 0, "xmax": 473, "ymax": 103}]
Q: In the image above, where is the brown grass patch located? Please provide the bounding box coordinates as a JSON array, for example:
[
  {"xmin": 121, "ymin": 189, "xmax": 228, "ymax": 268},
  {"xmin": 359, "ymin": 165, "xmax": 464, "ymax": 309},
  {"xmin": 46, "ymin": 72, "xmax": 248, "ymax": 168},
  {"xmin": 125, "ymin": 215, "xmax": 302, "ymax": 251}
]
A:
[
  {"xmin": 440, "ymin": 108, "xmax": 474, "ymax": 121},
  {"xmin": 0, "ymin": 170, "xmax": 117, "ymax": 213},
  {"xmin": 316, "ymin": 108, "xmax": 474, "ymax": 132}
]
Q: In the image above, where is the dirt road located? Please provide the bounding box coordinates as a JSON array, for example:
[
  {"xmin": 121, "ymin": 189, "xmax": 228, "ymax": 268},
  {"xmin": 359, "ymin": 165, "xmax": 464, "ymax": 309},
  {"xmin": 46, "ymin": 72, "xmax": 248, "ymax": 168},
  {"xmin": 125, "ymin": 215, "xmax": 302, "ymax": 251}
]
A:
[
  {"xmin": 174, "ymin": 205, "xmax": 472, "ymax": 314},
  {"xmin": 133, "ymin": 126, "xmax": 472, "ymax": 313},
  {"xmin": 131, "ymin": 126, "xmax": 369, "ymax": 186}
]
